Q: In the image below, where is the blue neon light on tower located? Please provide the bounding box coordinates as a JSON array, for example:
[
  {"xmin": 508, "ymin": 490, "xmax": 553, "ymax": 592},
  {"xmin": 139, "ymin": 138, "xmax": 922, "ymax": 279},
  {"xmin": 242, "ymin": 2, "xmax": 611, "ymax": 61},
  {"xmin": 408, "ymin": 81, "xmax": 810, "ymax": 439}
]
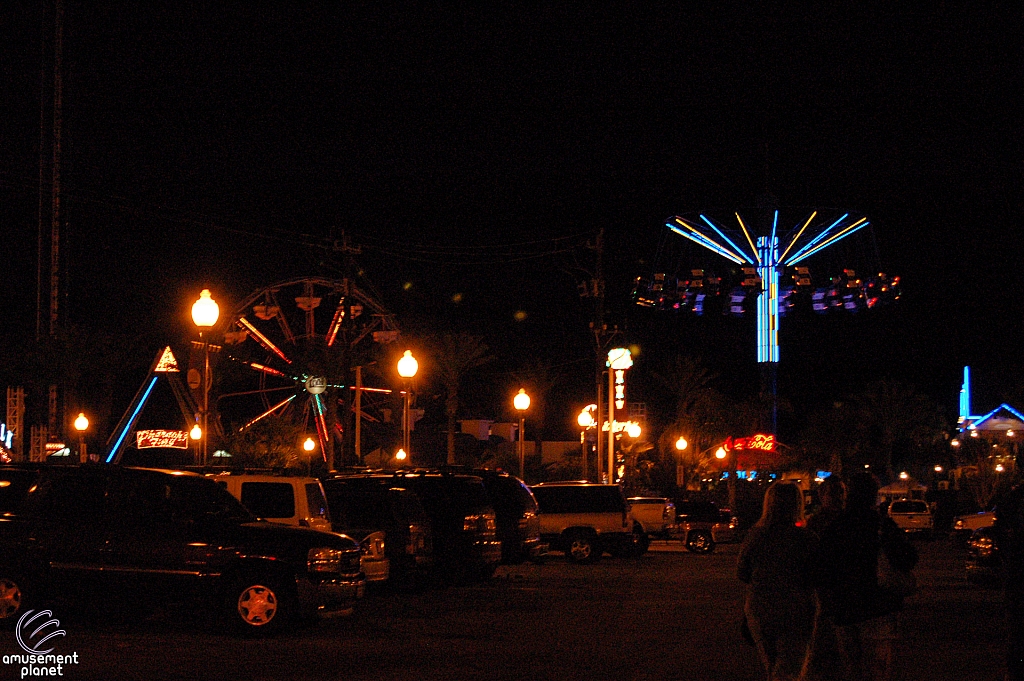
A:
[{"xmin": 756, "ymin": 235, "xmax": 780, "ymax": 363}]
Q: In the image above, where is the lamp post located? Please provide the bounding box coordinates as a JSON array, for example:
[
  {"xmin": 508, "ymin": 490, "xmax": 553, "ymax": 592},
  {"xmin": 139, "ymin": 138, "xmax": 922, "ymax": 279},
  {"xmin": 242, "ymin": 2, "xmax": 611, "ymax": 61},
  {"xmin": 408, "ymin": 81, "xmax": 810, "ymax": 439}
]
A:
[
  {"xmin": 191, "ymin": 289, "xmax": 219, "ymax": 466},
  {"xmin": 397, "ymin": 350, "xmax": 418, "ymax": 463},
  {"xmin": 74, "ymin": 412, "xmax": 89, "ymax": 463},
  {"xmin": 514, "ymin": 389, "xmax": 531, "ymax": 479},
  {"xmin": 578, "ymin": 406, "xmax": 596, "ymax": 480},
  {"xmin": 675, "ymin": 436, "xmax": 688, "ymax": 489},
  {"xmin": 190, "ymin": 423, "xmax": 202, "ymax": 464}
]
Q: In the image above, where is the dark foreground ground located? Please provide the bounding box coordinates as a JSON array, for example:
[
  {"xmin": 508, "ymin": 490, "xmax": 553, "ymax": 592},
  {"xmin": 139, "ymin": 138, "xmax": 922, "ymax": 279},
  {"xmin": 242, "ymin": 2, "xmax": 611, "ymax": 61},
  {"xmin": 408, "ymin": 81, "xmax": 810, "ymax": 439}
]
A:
[{"xmin": 0, "ymin": 537, "xmax": 1005, "ymax": 681}]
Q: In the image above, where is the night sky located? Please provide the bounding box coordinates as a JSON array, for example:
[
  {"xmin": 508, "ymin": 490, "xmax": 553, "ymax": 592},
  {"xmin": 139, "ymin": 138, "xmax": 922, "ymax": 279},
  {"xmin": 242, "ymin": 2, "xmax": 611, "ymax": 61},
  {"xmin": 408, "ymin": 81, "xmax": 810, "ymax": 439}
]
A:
[{"xmin": 2, "ymin": 3, "xmax": 1022, "ymax": 439}]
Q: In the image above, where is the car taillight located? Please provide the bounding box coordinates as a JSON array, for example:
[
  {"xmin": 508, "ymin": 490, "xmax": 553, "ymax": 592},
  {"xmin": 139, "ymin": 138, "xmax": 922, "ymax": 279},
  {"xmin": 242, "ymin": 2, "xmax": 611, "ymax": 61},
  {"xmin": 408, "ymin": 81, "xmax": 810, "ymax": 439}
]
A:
[
  {"xmin": 464, "ymin": 513, "xmax": 496, "ymax": 534},
  {"xmin": 361, "ymin": 532, "xmax": 386, "ymax": 559}
]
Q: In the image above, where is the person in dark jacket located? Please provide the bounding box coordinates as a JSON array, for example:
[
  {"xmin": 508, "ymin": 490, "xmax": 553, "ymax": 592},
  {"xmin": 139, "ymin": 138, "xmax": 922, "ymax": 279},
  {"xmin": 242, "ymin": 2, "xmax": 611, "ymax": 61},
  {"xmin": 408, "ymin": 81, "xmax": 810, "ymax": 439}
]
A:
[
  {"xmin": 815, "ymin": 472, "xmax": 916, "ymax": 681},
  {"xmin": 805, "ymin": 475, "xmax": 846, "ymax": 679}
]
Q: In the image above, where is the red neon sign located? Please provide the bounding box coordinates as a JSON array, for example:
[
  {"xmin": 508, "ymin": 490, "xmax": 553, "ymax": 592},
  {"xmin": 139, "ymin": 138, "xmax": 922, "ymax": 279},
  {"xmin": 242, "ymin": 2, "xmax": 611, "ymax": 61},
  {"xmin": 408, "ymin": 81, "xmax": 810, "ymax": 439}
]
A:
[{"xmin": 730, "ymin": 433, "xmax": 775, "ymax": 452}]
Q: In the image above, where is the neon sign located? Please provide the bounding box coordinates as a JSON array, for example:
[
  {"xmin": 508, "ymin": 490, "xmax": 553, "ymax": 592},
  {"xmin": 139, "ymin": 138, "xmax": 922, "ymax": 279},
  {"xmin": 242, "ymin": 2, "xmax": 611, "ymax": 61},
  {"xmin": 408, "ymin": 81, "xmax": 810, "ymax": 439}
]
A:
[
  {"xmin": 728, "ymin": 434, "xmax": 775, "ymax": 452},
  {"xmin": 137, "ymin": 430, "xmax": 190, "ymax": 449}
]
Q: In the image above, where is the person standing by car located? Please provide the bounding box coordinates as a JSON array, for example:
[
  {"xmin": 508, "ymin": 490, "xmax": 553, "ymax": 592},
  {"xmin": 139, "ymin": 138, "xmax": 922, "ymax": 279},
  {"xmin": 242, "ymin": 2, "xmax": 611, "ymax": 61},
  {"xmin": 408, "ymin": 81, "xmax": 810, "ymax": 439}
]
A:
[
  {"xmin": 816, "ymin": 472, "xmax": 915, "ymax": 681},
  {"xmin": 738, "ymin": 482, "xmax": 819, "ymax": 680}
]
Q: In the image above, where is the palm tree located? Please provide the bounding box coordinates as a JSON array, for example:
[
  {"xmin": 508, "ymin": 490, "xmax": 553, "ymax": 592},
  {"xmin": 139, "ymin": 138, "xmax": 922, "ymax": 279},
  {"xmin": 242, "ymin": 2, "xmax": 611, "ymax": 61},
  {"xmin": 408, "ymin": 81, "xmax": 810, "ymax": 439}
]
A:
[
  {"xmin": 429, "ymin": 333, "xmax": 493, "ymax": 464},
  {"xmin": 853, "ymin": 380, "xmax": 945, "ymax": 480}
]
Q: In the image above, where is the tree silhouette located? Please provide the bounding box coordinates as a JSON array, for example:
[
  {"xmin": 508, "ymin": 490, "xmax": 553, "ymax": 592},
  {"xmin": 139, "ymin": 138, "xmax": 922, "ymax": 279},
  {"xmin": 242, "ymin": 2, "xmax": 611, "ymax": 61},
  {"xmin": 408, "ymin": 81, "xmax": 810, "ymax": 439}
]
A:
[{"xmin": 429, "ymin": 332, "xmax": 493, "ymax": 464}]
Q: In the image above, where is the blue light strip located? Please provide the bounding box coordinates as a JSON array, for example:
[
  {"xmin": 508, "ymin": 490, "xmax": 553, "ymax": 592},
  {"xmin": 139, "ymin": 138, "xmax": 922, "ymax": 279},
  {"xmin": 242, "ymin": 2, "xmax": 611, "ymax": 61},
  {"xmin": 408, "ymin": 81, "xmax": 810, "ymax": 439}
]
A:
[
  {"xmin": 667, "ymin": 223, "xmax": 745, "ymax": 264},
  {"xmin": 700, "ymin": 214, "xmax": 754, "ymax": 264},
  {"xmin": 785, "ymin": 213, "xmax": 849, "ymax": 265},
  {"xmin": 756, "ymin": 236, "xmax": 780, "ymax": 363},
  {"xmin": 972, "ymin": 403, "xmax": 1024, "ymax": 430},
  {"xmin": 959, "ymin": 366, "xmax": 971, "ymax": 424},
  {"xmin": 788, "ymin": 221, "xmax": 869, "ymax": 266},
  {"xmin": 670, "ymin": 219, "xmax": 748, "ymax": 263},
  {"xmin": 106, "ymin": 376, "xmax": 158, "ymax": 463},
  {"xmin": 771, "ymin": 210, "xmax": 778, "ymax": 245}
]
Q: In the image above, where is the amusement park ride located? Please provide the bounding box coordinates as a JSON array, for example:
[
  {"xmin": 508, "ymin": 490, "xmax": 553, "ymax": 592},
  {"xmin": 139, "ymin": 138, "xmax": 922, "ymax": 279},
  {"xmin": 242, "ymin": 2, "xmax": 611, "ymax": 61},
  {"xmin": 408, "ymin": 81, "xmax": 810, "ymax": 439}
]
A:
[{"xmin": 633, "ymin": 208, "xmax": 901, "ymax": 432}]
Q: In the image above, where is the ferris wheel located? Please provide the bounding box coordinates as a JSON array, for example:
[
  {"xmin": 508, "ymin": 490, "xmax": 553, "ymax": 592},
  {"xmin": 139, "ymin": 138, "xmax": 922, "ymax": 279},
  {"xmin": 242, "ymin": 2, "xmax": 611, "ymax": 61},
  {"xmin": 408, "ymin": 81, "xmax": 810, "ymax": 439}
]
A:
[{"xmin": 215, "ymin": 277, "xmax": 399, "ymax": 459}]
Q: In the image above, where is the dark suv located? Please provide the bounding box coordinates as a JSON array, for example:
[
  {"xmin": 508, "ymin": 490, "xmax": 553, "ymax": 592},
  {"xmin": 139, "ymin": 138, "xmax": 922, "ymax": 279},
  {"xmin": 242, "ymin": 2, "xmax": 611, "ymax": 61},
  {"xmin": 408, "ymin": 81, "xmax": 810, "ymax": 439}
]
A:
[
  {"xmin": 466, "ymin": 469, "xmax": 545, "ymax": 564},
  {"xmin": 332, "ymin": 472, "xmax": 501, "ymax": 581},
  {"xmin": 322, "ymin": 477, "xmax": 434, "ymax": 587},
  {"xmin": 0, "ymin": 466, "xmax": 365, "ymax": 633}
]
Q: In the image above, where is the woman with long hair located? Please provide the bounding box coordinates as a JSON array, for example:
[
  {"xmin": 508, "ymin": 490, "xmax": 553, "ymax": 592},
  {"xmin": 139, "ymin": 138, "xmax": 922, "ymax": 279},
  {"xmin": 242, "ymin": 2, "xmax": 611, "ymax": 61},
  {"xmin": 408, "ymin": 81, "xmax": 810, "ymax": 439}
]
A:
[{"xmin": 738, "ymin": 482, "xmax": 819, "ymax": 680}]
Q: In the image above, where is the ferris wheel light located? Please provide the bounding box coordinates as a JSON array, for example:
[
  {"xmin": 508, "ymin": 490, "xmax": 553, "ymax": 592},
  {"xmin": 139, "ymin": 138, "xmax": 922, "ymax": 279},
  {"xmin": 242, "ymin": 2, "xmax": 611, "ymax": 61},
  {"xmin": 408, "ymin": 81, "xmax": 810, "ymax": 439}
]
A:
[{"xmin": 191, "ymin": 289, "xmax": 220, "ymax": 328}]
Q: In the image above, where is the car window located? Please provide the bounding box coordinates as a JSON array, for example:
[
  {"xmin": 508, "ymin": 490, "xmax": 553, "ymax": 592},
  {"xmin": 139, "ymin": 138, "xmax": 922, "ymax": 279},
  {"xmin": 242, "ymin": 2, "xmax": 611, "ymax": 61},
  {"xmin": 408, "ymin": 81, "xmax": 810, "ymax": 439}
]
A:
[
  {"xmin": 326, "ymin": 486, "xmax": 393, "ymax": 528},
  {"xmin": 25, "ymin": 470, "xmax": 108, "ymax": 520},
  {"xmin": 166, "ymin": 477, "xmax": 253, "ymax": 523},
  {"xmin": 532, "ymin": 486, "xmax": 625, "ymax": 514},
  {"xmin": 0, "ymin": 469, "xmax": 40, "ymax": 514},
  {"xmin": 240, "ymin": 482, "xmax": 295, "ymax": 519},
  {"xmin": 305, "ymin": 482, "xmax": 330, "ymax": 522},
  {"xmin": 484, "ymin": 476, "xmax": 539, "ymax": 515},
  {"xmin": 890, "ymin": 500, "xmax": 928, "ymax": 514}
]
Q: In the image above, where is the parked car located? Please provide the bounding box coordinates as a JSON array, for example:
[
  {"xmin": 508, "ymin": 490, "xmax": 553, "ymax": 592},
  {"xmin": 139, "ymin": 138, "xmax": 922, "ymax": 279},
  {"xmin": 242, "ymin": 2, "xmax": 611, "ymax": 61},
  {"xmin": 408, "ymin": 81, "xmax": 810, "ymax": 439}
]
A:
[
  {"xmin": 322, "ymin": 477, "xmax": 434, "ymax": 587},
  {"xmin": 966, "ymin": 526, "xmax": 1001, "ymax": 583},
  {"xmin": 530, "ymin": 482, "xmax": 645, "ymax": 563},
  {"xmin": 212, "ymin": 472, "xmax": 388, "ymax": 584},
  {"xmin": 332, "ymin": 472, "xmax": 501, "ymax": 581},
  {"xmin": 954, "ymin": 509, "xmax": 996, "ymax": 536},
  {"xmin": 471, "ymin": 469, "xmax": 546, "ymax": 564},
  {"xmin": 673, "ymin": 500, "xmax": 739, "ymax": 554},
  {"xmin": 888, "ymin": 498, "xmax": 934, "ymax": 535},
  {"xmin": 628, "ymin": 497, "xmax": 677, "ymax": 539},
  {"xmin": 0, "ymin": 466, "xmax": 365, "ymax": 633}
]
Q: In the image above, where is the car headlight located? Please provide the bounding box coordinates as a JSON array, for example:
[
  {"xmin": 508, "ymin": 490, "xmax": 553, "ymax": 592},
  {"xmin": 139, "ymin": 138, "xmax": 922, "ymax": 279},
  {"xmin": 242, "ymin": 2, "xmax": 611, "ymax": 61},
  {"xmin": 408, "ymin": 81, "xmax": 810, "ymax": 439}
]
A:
[{"xmin": 308, "ymin": 547, "xmax": 343, "ymax": 573}]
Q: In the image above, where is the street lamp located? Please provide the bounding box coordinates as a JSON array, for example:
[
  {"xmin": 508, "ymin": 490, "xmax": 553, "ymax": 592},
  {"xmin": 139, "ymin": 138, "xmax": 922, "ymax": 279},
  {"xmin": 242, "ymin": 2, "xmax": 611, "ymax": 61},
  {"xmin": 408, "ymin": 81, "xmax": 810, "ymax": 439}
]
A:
[
  {"xmin": 74, "ymin": 412, "xmax": 89, "ymax": 463},
  {"xmin": 397, "ymin": 350, "xmax": 418, "ymax": 463},
  {"xmin": 674, "ymin": 437, "xmax": 688, "ymax": 490},
  {"xmin": 514, "ymin": 389, "xmax": 531, "ymax": 480},
  {"xmin": 303, "ymin": 437, "xmax": 316, "ymax": 453},
  {"xmin": 578, "ymin": 406, "xmax": 596, "ymax": 480},
  {"xmin": 192, "ymin": 289, "xmax": 219, "ymax": 466}
]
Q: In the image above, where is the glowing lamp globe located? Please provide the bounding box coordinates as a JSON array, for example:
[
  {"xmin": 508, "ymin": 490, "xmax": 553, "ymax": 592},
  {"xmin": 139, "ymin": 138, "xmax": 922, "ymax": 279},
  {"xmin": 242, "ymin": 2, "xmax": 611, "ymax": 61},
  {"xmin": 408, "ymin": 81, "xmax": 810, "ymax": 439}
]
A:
[
  {"xmin": 625, "ymin": 422, "xmax": 641, "ymax": 438},
  {"xmin": 607, "ymin": 347, "xmax": 633, "ymax": 371},
  {"xmin": 303, "ymin": 437, "xmax": 316, "ymax": 452},
  {"xmin": 397, "ymin": 350, "xmax": 418, "ymax": 379},
  {"xmin": 675, "ymin": 437, "xmax": 688, "ymax": 451},
  {"xmin": 395, "ymin": 449, "xmax": 407, "ymax": 461},
  {"xmin": 715, "ymin": 447, "xmax": 727, "ymax": 460},
  {"xmin": 578, "ymin": 410, "xmax": 595, "ymax": 428},
  {"xmin": 74, "ymin": 413, "xmax": 89, "ymax": 432},
  {"xmin": 899, "ymin": 471, "xmax": 909, "ymax": 480},
  {"xmin": 191, "ymin": 289, "xmax": 220, "ymax": 328},
  {"xmin": 514, "ymin": 389, "xmax": 531, "ymax": 412},
  {"xmin": 190, "ymin": 424, "xmax": 202, "ymax": 440}
]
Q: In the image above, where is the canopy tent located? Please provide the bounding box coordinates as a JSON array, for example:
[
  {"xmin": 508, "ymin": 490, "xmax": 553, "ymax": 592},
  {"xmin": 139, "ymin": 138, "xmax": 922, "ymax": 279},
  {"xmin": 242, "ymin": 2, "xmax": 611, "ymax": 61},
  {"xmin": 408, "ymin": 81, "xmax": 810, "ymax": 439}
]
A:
[{"xmin": 878, "ymin": 479, "xmax": 927, "ymax": 504}]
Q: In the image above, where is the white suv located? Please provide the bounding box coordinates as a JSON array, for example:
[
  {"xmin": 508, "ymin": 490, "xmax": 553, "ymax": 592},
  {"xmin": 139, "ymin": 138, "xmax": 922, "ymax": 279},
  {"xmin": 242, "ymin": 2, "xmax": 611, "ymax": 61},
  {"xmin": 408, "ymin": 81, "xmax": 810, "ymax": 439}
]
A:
[{"xmin": 531, "ymin": 483, "xmax": 645, "ymax": 563}]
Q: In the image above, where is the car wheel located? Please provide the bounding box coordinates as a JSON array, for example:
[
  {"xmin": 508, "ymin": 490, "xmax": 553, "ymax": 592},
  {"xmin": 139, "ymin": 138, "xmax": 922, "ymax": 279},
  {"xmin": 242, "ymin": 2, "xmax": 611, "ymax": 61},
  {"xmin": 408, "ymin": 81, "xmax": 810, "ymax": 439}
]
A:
[
  {"xmin": 566, "ymin": 532, "xmax": 600, "ymax": 564},
  {"xmin": 229, "ymin": 576, "xmax": 290, "ymax": 635},
  {"xmin": 0, "ymin": 574, "xmax": 28, "ymax": 629},
  {"xmin": 686, "ymin": 530, "xmax": 715, "ymax": 554}
]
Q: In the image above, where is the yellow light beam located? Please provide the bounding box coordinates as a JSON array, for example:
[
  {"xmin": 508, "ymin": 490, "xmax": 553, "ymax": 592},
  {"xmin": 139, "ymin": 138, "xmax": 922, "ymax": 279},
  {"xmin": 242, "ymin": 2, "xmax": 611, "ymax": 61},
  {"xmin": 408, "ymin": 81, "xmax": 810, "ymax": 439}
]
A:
[
  {"xmin": 790, "ymin": 217, "xmax": 868, "ymax": 264},
  {"xmin": 735, "ymin": 213, "xmax": 761, "ymax": 265},
  {"xmin": 779, "ymin": 211, "xmax": 817, "ymax": 264}
]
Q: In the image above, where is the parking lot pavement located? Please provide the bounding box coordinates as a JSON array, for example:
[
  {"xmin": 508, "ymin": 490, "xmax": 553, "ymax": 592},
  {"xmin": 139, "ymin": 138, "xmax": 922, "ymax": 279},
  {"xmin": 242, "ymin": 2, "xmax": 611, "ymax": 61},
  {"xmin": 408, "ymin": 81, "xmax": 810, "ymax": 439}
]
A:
[{"xmin": 0, "ymin": 538, "xmax": 1006, "ymax": 681}]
